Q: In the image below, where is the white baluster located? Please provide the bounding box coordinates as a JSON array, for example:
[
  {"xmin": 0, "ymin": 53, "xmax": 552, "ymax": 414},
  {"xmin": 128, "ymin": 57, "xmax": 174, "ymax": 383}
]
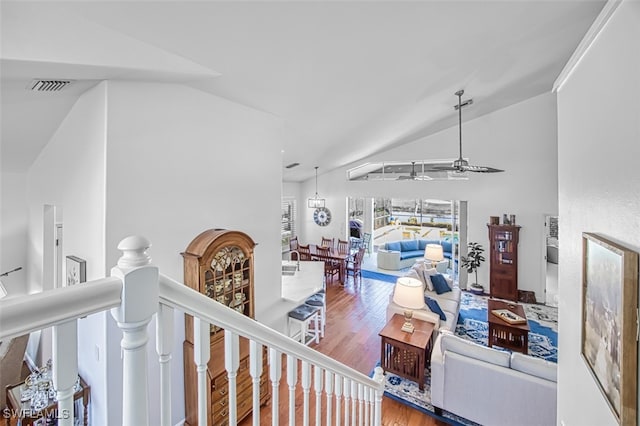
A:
[
  {"xmin": 314, "ymin": 366, "xmax": 323, "ymax": 426},
  {"xmin": 302, "ymin": 361, "xmax": 311, "ymax": 426},
  {"xmin": 334, "ymin": 374, "xmax": 342, "ymax": 426},
  {"xmin": 325, "ymin": 370, "xmax": 333, "ymax": 426},
  {"xmin": 363, "ymin": 386, "xmax": 370, "ymax": 426},
  {"xmin": 52, "ymin": 320, "xmax": 77, "ymax": 426},
  {"xmin": 156, "ymin": 303, "xmax": 174, "ymax": 426},
  {"xmin": 369, "ymin": 388, "xmax": 375, "ymax": 426},
  {"xmin": 287, "ymin": 355, "xmax": 298, "ymax": 426},
  {"xmin": 372, "ymin": 367, "xmax": 385, "ymax": 426},
  {"xmin": 358, "ymin": 383, "xmax": 364, "ymax": 426},
  {"xmin": 351, "ymin": 381, "xmax": 357, "ymax": 425},
  {"xmin": 270, "ymin": 348, "xmax": 282, "ymax": 426},
  {"xmin": 343, "ymin": 377, "xmax": 350, "ymax": 426},
  {"xmin": 194, "ymin": 318, "xmax": 210, "ymax": 426},
  {"xmin": 110, "ymin": 236, "xmax": 158, "ymax": 426},
  {"xmin": 250, "ymin": 341, "xmax": 263, "ymax": 426},
  {"xmin": 225, "ymin": 331, "xmax": 240, "ymax": 424}
]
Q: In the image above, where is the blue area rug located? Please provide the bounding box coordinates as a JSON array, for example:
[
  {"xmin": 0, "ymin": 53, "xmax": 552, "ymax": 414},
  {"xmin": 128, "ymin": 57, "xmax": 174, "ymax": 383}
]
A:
[
  {"xmin": 372, "ymin": 363, "xmax": 479, "ymax": 426},
  {"xmin": 455, "ymin": 291, "xmax": 558, "ymax": 363},
  {"xmin": 372, "ymin": 290, "xmax": 559, "ymax": 424},
  {"xmin": 361, "ymin": 270, "xmax": 399, "ymax": 283}
]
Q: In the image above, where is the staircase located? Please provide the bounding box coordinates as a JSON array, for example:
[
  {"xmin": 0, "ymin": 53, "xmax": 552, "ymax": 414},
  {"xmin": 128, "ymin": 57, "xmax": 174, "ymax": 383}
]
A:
[{"xmin": 0, "ymin": 236, "xmax": 385, "ymax": 426}]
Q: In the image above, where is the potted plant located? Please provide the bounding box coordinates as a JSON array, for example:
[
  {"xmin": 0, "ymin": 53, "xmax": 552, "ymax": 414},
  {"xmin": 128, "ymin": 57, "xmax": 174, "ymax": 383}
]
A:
[{"xmin": 461, "ymin": 242, "xmax": 486, "ymax": 295}]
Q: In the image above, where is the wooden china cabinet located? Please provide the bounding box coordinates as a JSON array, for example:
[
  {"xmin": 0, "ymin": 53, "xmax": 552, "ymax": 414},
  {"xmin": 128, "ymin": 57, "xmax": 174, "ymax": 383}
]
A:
[
  {"xmin": 487, "ymin": 224, "xmax": 521, "ymax": 302},
  {"xmin": 182, "ymin": 229, "xmax": 269, "ymax": 426}
]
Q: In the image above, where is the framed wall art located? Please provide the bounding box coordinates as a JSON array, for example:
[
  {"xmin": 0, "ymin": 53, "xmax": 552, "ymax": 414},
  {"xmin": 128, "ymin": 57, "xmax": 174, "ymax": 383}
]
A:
[
  {"xmin": 66, "ymin": 255, "xmax": 86, "ymax": 286},
  {"xmin": 581, "ymin": 233, "xmax": 638, "ymax": 425}
]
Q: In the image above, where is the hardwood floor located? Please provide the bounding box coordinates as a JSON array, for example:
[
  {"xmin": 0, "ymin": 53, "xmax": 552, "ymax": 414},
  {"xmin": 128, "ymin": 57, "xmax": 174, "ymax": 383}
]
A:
[{"xmin": 239, "ymin": 274, "xmax": 446, "ymax": 426}]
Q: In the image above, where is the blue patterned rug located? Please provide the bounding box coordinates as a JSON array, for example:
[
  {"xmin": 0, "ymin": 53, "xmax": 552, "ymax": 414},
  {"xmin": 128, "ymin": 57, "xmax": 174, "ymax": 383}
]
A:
[
  {"xmin": 375, "ymin": 291, "xmax": 558, "ymax": 424},
  {"xmin": 378, "ymin": 364, "xmax": 479, "ymax": 425},
  {"xmin": 455, "ymin": 291, "xmax": 558, "ymax": 363}
]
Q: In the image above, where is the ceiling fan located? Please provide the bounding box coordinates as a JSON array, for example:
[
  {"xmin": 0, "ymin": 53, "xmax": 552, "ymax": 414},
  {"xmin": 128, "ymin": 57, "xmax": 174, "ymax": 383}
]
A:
[
  {"xmin": 397, "ymin": 161, "xmax": 431, "ymax": 181},
  {"xmin": 425, "ymin": 90, "xmax": 504, "ymax": 174}
]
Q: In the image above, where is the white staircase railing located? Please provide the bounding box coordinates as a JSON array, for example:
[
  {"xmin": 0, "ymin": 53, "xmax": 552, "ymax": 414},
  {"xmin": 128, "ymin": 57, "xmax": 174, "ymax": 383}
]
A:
[{"xmin": 0, "ymin": 236, "xmax": 385, "ymax": 426}]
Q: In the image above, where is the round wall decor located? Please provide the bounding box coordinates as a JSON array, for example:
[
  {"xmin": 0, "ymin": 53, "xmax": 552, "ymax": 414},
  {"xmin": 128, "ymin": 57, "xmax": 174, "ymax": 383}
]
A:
[{"xmin": 313, "ymin": 207, "xmax": 332, "ymax": 227}]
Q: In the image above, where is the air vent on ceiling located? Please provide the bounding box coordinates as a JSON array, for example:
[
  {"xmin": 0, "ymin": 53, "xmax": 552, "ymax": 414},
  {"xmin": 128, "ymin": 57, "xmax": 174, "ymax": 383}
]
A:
[
  {"xmin": 29, "ymin": 79, "xmax": 74, "ymax": 92},
  {"xmin": 285, "ymin": 162, "xmax": 300, "ymax": 169}
]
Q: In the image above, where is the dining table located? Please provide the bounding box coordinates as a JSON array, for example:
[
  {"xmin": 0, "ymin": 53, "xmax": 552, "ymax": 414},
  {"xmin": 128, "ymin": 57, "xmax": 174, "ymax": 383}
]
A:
[{"xmin": 308, "ymin": 244, "xmax": 350, "ymax": 284}]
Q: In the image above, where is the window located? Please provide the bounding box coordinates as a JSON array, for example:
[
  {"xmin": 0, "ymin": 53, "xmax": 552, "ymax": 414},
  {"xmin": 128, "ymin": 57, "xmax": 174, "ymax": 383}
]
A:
[{"xmin": 281, "ymin": 197, "xmax": 297, "ymax": 252}]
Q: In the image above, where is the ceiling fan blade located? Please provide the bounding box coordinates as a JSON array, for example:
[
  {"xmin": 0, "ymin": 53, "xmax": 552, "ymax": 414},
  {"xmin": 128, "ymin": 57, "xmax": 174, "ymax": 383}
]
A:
[
  {"xmin": 461, "ymin": 164, "xmax": 505, "ymax": 173},
  {"xmin": 424, "ymin": 165, "xmax": 458, "ymax": 172}
]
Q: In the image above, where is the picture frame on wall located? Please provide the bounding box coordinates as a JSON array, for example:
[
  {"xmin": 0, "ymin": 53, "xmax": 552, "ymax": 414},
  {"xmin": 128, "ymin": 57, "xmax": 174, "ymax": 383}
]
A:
[
  {"xmin": 66, "ymin": 255, "xmax": 86, "ymax": 286},
  {"xmin": 581, "ymin": 233, "xmax": 638, "ymax": 425}
]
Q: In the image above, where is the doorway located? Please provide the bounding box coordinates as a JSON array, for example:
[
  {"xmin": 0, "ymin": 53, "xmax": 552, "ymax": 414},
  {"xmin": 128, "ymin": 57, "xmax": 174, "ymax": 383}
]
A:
[{"xmin": 544, "ymin": 215, "xmax": 559, "ymax": 307}]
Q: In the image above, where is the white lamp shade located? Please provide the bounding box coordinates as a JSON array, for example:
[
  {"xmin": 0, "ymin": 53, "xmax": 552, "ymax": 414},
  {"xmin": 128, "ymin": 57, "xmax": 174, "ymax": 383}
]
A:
[
  {"xmin": 392, "ymin": 277, "xmax": 425, "ymax": 310},
  {"xmin": 424, "ymin": 244, "xmax": 444, "ymax": 262}
]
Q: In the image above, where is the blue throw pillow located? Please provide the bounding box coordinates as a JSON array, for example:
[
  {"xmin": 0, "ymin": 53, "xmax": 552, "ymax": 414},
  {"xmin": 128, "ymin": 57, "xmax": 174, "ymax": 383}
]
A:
[
  {"xmin": 431, "ymin": 274, "xmax": 451, "ymax": 294},
  {"xmin": 424, "ymin": 296, "xmax": 446, "ymax": 321}
]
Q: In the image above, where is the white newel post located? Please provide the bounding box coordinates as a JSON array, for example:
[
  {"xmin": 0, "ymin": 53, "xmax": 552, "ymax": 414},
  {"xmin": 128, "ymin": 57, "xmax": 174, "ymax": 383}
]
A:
[
  {"xmin": 110, "ymin": 236, "xmax": 159, "ymax": 426},
  {"xmin": 372, "ymin": 367, "xmax": 384, "ymax": 426},
  {"xmin": 52, "ymin": 319, "xmax": 78, "ymax": 426}
]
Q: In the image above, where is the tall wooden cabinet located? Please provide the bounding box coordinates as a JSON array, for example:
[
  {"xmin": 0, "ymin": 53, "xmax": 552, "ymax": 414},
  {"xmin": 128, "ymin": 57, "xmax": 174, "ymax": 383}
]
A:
[
  {"xmin": 182, "ymin": 229, "xmax": 269, "ymax": 426},
  {"xmin": 487, "ymin": 224, "xmax": 521, "ymax": 301}
]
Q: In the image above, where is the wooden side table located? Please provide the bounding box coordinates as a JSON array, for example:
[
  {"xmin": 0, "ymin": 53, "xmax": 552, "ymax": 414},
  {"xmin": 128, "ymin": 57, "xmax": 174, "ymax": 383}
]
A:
[
  {"xmin": 379, "ymin": 314, "xmax": 434, "ymax": 390},
  {"xmin": 487, "ymin": 299, "xmax": 530, "ymax": 354},
  {"xmin": 5, "ymin": 376, "xmax": 90, "ymax": 426}
]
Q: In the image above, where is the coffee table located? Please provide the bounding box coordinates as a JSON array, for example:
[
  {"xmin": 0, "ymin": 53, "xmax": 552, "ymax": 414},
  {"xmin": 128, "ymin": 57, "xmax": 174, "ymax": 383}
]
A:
[
  {"xmin": 379, "ymin": 314, "xmax": 434, "ymax": 390},
  {"xmin": 487, "ymin": 299, "xmax": 530, "ymax": 354}
]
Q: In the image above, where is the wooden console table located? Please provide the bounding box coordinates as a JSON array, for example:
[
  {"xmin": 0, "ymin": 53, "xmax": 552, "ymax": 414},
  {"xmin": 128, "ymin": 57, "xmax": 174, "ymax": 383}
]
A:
[
  {"xmin": 379, "ymin": 314, "xmax": 434, "ymax": 390},
  {"xmin": 5, "ymin": 376, "xmax": 90, "ymax": 426},
  {"xmin": 487, "ymin": 299, "xmax": 530, "ymax": 354}
]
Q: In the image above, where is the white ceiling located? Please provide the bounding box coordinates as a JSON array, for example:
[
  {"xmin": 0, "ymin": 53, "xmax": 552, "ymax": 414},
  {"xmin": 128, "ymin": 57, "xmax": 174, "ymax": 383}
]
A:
[{"xmin": 0, "ymin": 1, "xmax": 605, "ymax": 181}]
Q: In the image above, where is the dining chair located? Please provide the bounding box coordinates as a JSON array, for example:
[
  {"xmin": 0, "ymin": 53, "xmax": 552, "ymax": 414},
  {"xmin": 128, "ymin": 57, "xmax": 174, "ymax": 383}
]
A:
[
  {"xmin": 289, "ymin": 236, "xmax": 299, "ymax": 260},
  {"xmin": 298, "ymin": 244, "xmax": 311, "ymax": 261},
  {"xmin": 337, "ymin": 239, "xmax": 350, "ymax": 254},
  {"xmin": 320, "ymin": 237, "xmax": 335, "ymax": 248},
  {"xmin": 362, "ymin": 233, "xmax": 372, "ymax": 255},
  {"xmin": 346, "ymin": 247, "xmax": 366, "ymax": 285},
  {"xmin": 315, "ymin": 246, "xmax": 340, "ymax": 284}
]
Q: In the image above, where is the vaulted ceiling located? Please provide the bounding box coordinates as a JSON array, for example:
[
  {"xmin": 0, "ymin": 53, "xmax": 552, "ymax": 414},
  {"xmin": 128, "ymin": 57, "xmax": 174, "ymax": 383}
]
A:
[{"xmin": 0, "ymin": 1, "xmax": 605, "ymax": 181}]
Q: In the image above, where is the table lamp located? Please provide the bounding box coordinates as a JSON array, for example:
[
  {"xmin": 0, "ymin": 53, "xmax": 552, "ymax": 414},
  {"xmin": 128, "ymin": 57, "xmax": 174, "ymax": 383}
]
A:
[
  {"xmin": 392, "ymin": 277, "xmax": 425, "ymax": 333},
  {"xmin": 424, "ymin": 243, "xmax": 444, "ymax": 269}
]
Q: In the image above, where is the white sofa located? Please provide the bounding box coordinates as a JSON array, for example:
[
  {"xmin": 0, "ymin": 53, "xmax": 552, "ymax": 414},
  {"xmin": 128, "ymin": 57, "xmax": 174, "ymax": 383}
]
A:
[
  {"xmin": 385, "ymin": 262, "xmax": 461, "ymax": 333},
  {"xmin": 430, "ymin": 331, "xmax": 557, "ymax": 426}
]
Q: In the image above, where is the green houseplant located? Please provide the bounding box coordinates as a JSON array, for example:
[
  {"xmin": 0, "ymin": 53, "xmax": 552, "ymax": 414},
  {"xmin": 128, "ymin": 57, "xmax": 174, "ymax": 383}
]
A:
[{"xmin": 461, "ymin": 242, "xmax": 485, "ymax": 294}]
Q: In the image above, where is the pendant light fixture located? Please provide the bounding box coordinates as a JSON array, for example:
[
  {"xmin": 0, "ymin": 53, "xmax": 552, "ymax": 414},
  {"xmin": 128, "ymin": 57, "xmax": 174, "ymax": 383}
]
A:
[{"xmin": 308, "ymin": 166, "xmax": 326, "ymax": 208}]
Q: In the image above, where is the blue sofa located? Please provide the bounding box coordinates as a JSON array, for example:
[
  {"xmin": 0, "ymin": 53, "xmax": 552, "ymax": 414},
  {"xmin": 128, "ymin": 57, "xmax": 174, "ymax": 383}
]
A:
[{"xmin": 377, "ymin": 239, "xmax": 453, "ymax": 270}]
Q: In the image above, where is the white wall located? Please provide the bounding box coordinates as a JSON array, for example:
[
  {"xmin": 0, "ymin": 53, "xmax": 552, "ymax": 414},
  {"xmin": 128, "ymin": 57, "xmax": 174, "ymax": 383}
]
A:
[
  {"xmin": 102, "ymin": 81, "xmax": 284, "ymax": 425},
  {"xmin": 556, "ymin": 1, "xmax": 640, "ymax": 425},
  {"xmin": 26, "ymin": 82, "xmax": 108, "ymax": 425},
  {"xmin": 300, "ymin": 93, "xmax": 558, "ymax": 301},
  {"xmin": 0, "ymin": 171, "xmax": 28, "ymax": 296}
]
